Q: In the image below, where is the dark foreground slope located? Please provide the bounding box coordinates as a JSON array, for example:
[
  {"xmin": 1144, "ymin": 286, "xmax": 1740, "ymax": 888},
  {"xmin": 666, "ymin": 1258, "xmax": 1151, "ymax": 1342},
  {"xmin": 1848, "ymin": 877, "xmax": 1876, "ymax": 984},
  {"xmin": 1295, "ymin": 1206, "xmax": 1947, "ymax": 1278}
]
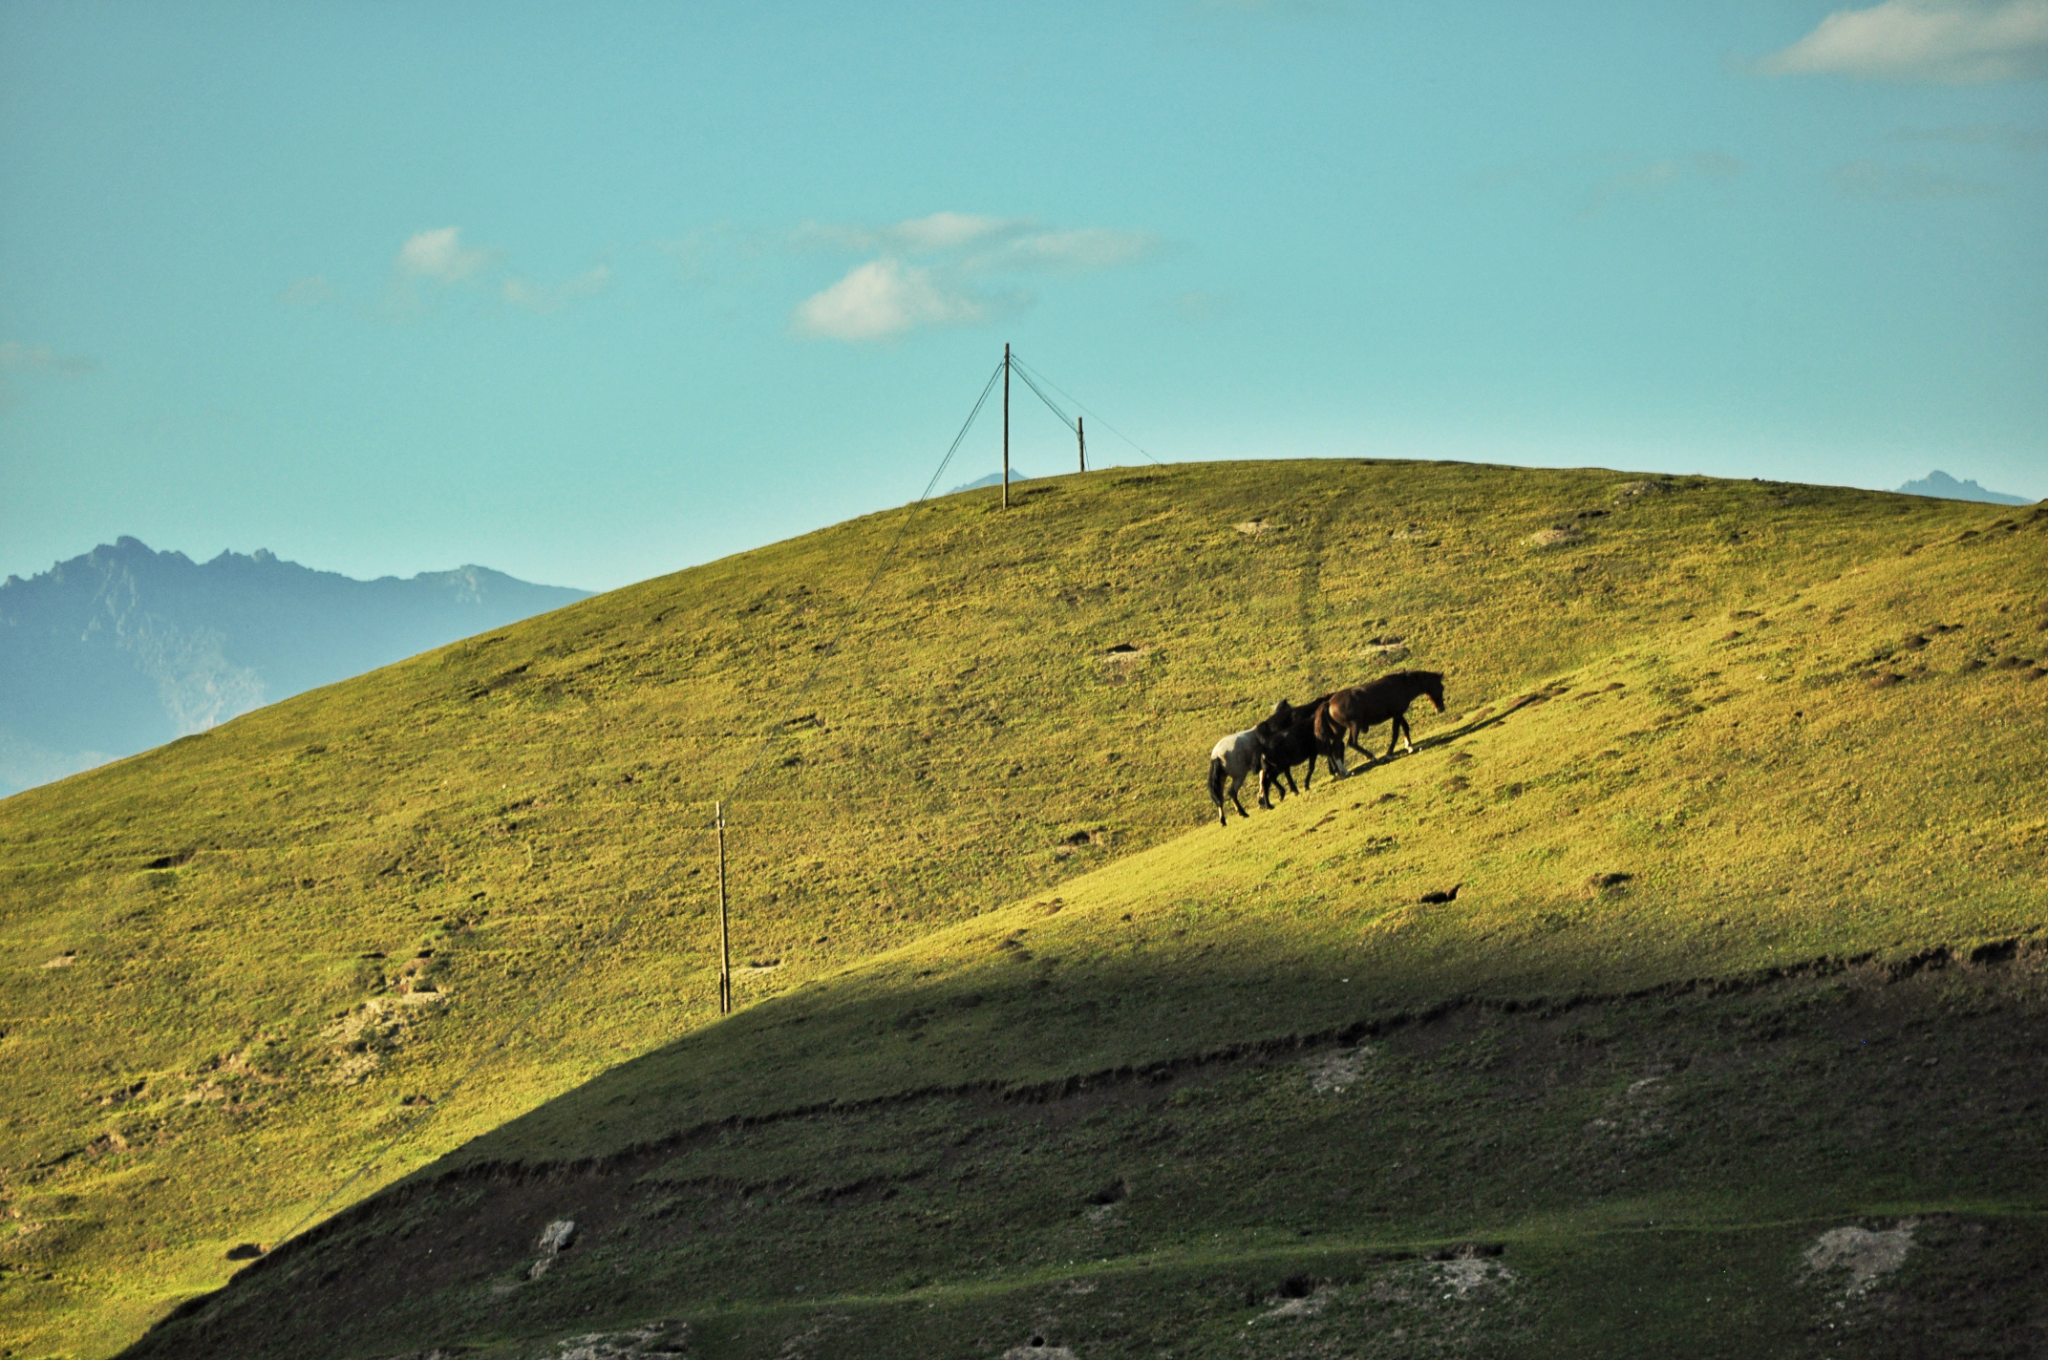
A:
[
  {"xmin": 112, "ymin": 478, "xmax": 2048, "ymax": 1359},
  {"xmin": 137, "ymin": 957, "xmax": 2048, "ymax": 1359}
]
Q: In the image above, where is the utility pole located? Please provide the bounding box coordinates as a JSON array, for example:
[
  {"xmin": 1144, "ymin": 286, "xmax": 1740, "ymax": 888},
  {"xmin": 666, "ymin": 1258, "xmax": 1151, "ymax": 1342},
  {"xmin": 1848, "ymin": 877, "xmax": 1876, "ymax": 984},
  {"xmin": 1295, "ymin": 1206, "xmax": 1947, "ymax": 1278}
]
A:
[
  {"xmin": 1002, "ymin": 342, "xmax": 1011, "ymax": 509},
  {"xmin": 715, "ymin": 801, "xmax": 731, "ymax": 1015},
  {"xmin": 1077, "ymin": 415, "xmax": 1086, "ymax": 474}
]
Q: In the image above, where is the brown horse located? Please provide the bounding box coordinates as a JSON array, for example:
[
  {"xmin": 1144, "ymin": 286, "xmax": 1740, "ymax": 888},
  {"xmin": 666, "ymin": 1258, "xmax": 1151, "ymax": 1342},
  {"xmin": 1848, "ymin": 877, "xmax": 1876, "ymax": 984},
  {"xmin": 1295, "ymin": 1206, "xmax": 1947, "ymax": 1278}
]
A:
[
  {"xmin": 1257, "ymin": 693, "xmax": 1348, "ymax": 805},
  {"xmin": 1316, "ymin": 670, "xmax": 1445, "ymax": 762}
]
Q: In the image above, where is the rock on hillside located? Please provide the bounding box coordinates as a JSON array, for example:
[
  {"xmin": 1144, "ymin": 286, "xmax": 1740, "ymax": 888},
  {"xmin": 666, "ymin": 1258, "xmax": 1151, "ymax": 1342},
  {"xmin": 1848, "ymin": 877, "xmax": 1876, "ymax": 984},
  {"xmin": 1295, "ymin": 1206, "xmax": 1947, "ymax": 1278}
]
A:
[{"xmin": 0, "ymin": 537, "xmax": 587, "ymax": 796}]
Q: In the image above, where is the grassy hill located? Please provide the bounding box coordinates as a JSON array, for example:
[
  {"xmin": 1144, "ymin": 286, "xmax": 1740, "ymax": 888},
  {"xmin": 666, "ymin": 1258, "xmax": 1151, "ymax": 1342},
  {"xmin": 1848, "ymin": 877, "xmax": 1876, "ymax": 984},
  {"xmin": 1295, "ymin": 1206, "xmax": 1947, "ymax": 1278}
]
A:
[{"xmin": 3, "ymin": 460, "xmax": 2044, "ymax": 1358}]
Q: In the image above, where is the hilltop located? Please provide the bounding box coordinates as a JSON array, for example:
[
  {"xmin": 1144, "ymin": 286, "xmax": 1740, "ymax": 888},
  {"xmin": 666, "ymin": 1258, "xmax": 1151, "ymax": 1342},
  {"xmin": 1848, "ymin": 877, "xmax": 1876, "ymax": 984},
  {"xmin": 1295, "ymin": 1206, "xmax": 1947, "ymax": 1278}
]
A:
[
  {"xmin": 1, "ymin": 461, "xmax": 2043, "ymax": 1358},
  {"xmin": 0, "ymin": 538, "xmax": 587, "ymax": 796}
]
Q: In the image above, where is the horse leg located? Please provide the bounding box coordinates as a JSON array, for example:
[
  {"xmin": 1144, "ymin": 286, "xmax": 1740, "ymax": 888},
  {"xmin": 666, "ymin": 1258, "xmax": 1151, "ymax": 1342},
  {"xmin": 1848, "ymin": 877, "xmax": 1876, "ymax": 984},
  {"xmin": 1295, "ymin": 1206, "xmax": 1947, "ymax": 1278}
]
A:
[
  {"xmin": 1231, "ymin": 771, "xmax": 1252, "ymax": 820},
  {"xmin": 1386, "ymin": 716, "xmax": 1407, "ymax": 759}
]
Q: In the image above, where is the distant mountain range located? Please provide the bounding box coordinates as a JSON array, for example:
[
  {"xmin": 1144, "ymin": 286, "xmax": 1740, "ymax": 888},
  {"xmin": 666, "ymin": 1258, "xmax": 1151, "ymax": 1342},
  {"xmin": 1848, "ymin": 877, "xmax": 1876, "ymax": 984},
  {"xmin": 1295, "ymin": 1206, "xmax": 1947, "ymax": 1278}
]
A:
[
  {"xmin": 1894, "ymin": 470, "xmax": 2031, "ymax": 505},
  {"xmin": 0, "ymin": 538, "xmax": 587, "ymax": 797},
  {"xmin": 948, "ymin": 468, "xmax": 1032, "ymax": 493}
]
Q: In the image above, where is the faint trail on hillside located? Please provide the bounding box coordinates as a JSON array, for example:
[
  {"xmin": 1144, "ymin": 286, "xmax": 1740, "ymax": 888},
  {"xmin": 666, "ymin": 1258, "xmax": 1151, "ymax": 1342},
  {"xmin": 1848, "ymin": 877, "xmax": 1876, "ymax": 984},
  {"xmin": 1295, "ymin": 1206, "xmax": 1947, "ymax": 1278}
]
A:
[
  {"xmin": 1295, "ymin": 488, "xmax": 1357, "ymax": 696},
  {"xmin": 266, "ymin": 360, "xmax": 1010, "ymax": 1257}
]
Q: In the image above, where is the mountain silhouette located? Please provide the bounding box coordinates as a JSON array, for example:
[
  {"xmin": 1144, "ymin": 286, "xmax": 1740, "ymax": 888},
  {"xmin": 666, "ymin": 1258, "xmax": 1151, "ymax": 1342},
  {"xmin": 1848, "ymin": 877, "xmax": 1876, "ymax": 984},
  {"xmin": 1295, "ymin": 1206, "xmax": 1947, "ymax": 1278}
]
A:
[
  {"xmin": 947, "ymin": 468, "xmax": 1032, "ymax": 493},
  {"xmin": 1894, "ymin": 470, "xmax": 2030, "ymax": 505},
  {"xmin": 0, "ymin": 538, "xmax": 586, "ymax": 796}
]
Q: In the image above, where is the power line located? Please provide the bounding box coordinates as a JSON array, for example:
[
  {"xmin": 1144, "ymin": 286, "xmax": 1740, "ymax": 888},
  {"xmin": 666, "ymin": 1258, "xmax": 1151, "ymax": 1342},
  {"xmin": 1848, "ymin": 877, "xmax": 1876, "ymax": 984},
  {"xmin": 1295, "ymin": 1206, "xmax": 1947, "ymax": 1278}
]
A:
[
  {"xmin": 1008, "ymin": 352, "xmax": 1166, "ymax": 467},
  {"xmin": 1008, "ymin": 362, "xmax": 1074, "ymax": 433},
  {"xmin": 919, "ymin": 360, "xmax": 1006, "ymax": 501}
]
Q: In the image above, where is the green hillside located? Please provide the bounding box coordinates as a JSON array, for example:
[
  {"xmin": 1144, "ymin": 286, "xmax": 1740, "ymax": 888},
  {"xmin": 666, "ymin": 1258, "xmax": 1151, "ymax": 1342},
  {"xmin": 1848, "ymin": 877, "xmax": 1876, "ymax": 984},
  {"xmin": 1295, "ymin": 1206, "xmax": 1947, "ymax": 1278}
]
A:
[{"xmin": 4, "ymin": 461, "xmax": 2044, "ymax": 1358}]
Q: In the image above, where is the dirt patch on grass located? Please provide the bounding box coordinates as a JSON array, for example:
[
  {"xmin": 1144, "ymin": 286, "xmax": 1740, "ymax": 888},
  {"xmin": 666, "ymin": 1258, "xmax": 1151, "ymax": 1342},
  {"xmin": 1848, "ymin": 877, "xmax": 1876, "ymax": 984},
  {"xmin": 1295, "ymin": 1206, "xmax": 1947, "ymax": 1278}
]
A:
[
  {"xmin": 1303, "ymin": 1046, "xmax": 1377, "ymax": 1093},
  {"xmin": 321, "ymin": 991, "xmax": 449, "ymax": 1085},
  {"xmin": 1805, "ymin": 1221, "xmax": 1916, "ymax": 1295},
  {"xmin": 1613, "ymin": 479, "xmax": 1675, "ymax": 501}
]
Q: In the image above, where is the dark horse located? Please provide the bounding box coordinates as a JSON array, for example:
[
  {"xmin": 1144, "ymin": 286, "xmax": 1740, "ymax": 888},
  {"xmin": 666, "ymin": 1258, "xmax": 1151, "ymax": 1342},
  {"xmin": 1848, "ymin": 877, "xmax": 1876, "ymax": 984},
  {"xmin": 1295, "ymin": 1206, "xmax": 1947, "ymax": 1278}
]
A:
[
  {"xmin": 1316, "ymin": 670, "xmax": 1445, "ymax": 763},
  {"xmin": 1257, "ymin": 694, "xmax": 1350, "ymax": 806}
]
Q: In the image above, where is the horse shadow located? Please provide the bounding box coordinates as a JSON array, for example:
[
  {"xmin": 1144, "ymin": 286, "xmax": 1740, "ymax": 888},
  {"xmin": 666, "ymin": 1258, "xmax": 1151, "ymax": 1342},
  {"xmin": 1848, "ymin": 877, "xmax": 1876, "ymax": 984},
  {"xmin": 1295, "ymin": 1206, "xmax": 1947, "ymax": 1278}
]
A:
[{"xmin": 1359, "ymin": 689, "xmax": 1555, "ymax": 766}]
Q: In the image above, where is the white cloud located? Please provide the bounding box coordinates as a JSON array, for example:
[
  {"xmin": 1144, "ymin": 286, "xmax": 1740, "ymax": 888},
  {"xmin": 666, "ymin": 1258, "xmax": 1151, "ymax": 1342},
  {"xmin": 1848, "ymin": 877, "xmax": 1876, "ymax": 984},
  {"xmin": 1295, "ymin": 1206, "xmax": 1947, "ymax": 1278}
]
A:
[
  {"xmin": 0, "ymin": 341, "xmax": 96, "ymax": 376},
  {"xmin": 1832, "ymin": 159, "xmax": 2002, "ymax": 197},
  {"xmin": 791, "ymin": 260, "xmax": 992, "ymax": 341},
  {"xmin": 502, "ymin": 265, "xmax": 613, "ymax": 315},
  {"xmin": 279, "ymin": 275, "xmax": 334, "ymax": 307},
  {"xmin": 788, "ymin": 211, "xmax": 1166, "ymax": 342},
  {"xmin": 395, "ymin": 226, "xmax": 495, "ymax": 283},
  {"xmin": 1759, "ymin": 0, "xmax": 2048, "ymax": 83}
]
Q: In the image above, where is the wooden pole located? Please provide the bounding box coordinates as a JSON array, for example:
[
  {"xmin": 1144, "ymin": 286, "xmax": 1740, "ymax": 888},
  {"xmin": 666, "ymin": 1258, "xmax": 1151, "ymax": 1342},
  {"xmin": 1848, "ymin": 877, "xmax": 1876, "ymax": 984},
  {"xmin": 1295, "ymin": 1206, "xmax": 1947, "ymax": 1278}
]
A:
[
  {"xmin": 1002, "ymin": 342, "xmax": 1011, "ymax": 509},
  {"xmin": 716, "ymin": 801, "xmax": 731, "ymax": 1015},
  {"xmin": 1077, "ymin": 415, "xmax": 1086, "ymax": 474}
]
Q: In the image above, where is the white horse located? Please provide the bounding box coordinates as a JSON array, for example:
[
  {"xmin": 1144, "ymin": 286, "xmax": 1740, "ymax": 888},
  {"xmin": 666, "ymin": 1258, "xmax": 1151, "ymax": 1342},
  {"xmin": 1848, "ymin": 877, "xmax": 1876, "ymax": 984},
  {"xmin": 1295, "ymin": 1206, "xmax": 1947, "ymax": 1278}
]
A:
[{"xmin": 1207, "ymin": 727, "xmax": 1266, "ymax": 825}]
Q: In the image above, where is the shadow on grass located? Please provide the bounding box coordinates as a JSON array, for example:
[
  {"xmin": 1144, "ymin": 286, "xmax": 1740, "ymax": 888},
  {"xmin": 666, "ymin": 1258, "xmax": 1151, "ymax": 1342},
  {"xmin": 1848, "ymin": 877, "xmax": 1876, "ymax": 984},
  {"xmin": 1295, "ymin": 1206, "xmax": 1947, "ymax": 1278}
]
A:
[{"xmin": 123, "ymin": 938, "xmax": 2048, "ymax": 1360}]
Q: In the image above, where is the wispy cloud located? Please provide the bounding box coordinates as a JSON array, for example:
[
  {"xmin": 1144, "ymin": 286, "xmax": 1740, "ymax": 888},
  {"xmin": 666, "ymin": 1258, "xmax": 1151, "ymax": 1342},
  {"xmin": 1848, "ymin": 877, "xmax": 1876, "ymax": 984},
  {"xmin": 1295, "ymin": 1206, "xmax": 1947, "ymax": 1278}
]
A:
[
  {"xmin": 1888, "ymin": 121, "xmax": 2048, "ymax": 148},
  {"xmin": 0, "ymin": 341, "xmax": 97, "ymax": 411},
  {"xmin": 1758, "ymin": 0, "xmax": 2048, "ymax": 83},
  {"xmin": 793, "ymin": 211, "xmax": 1021, "ymax": 256},
  {"xmin": 502, "ymin": 264, "xmax": 613, "ymax": 315},
  {"xmin": 0, "ymin": 341, "xmax": 97, "ymax": 377},
  {"xmin": 1832, "ymin": 159, "xmax": 2002, "ymax": 198},
  {"xmin": 993, "ymin": 227, "xmax": 1167, "ymax": 273},
  {"xmin": 278, "ymin": 275, "xmax": 334, "ymax": 307},
  {"xmin": 653, "ymin": 223, "xmax": 774, "ymax": 283},
  {"xmin": 1164, "ymin": 290, "xmax": 1236, "ymax": 325},
  {"xmin": 1195, "ymin": 0, "xmax": 1353, "ymax": 15},
  {"xmin": 789, "ymin": 212, "xmax": 1167, "ymax": 342},
  {"xmin": 122, "ymin": 408, "xmax": 247, "ymax": 439},
  {"xmin": 1577, "ymin": 152, "xmax": 1744, "ymax": 219},
  {"xmin": 379, "ymin": 228, "xmax": 607, "ymax": 320}
]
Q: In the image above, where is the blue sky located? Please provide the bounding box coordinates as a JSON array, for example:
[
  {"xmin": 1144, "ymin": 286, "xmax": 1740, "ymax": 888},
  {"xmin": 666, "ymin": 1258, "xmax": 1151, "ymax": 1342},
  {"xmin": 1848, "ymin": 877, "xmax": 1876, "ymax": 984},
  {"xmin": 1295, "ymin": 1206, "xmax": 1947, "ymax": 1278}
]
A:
[{"xmin": 2, "ymin": 1, "xmax": 2043, "ymax": 592}]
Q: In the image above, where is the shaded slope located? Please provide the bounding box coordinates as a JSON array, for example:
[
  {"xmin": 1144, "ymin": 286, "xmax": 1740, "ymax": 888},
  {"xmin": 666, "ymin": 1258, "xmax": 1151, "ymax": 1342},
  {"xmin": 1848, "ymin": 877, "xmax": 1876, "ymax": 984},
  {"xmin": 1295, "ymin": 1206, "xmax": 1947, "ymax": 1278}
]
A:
[{"xmin": 3, "ymin": 463, "xmax": 2041, "ymax": 1357}]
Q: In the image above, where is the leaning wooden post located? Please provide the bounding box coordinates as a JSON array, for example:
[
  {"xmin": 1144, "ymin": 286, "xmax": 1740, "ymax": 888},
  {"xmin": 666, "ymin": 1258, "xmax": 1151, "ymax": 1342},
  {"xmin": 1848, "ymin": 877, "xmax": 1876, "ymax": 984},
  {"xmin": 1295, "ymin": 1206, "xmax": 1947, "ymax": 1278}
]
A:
[
  {"xmin": 716, "ymin": 801, "xmax": 731, "ymax": 1015},
  {"xmin": 1077, "ymin": 415, "xmax": 1086, "ymax": 473},
  {"xmin": 1002, "ymin": 342, "xmax": 1011, "ymax": 509}
]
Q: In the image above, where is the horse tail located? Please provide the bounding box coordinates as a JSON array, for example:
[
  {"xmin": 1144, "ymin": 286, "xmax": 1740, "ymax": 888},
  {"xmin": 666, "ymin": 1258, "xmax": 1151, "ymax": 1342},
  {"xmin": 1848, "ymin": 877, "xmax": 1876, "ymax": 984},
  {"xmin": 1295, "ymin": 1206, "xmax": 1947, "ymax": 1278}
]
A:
[
  {"xmin": 1314, "ymin": 698, "xmax": 1341, "ymax": 747},
  {"xmin": 1208, "ymin": 756, "xmax": 1226, "ymax": 806}
]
